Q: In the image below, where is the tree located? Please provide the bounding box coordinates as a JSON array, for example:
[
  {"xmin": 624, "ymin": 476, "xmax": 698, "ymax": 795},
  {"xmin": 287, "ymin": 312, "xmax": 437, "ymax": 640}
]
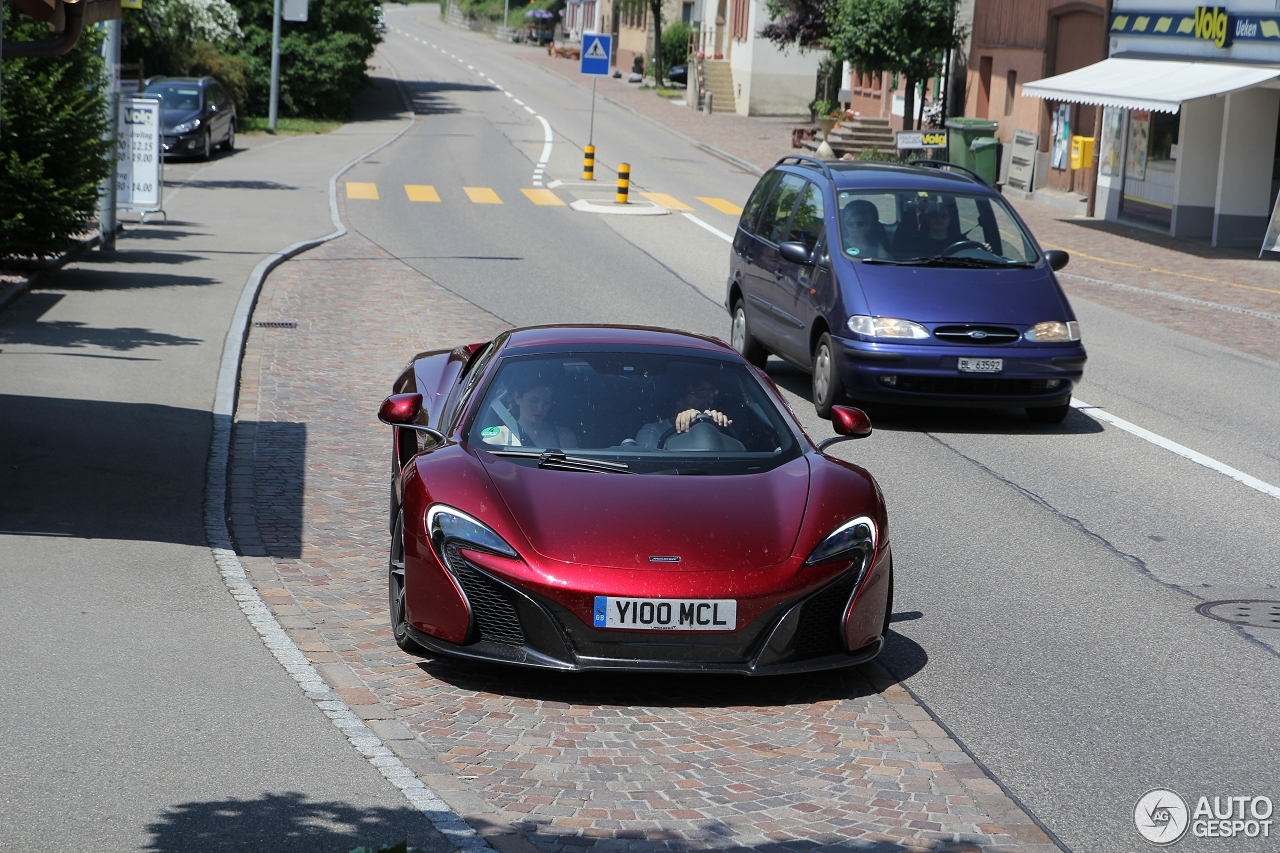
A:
[
  {"xmin": 619, "ymin": 0, "xmax": 667, "ymax": 84},
  {"xmin": 1, "ymin": 0, "xmax": 112, "ymax": 261},
  {"xmin": 122, "ymin": 0, "xmax": 248, "ymax": 104},
  {"xmin": 759, "ymin": 0, "xmax": 831, "ymax": 50}
]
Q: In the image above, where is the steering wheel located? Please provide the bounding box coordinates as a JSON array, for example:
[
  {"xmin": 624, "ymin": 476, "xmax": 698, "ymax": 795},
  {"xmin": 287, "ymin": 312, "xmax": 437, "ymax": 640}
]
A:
[
  {"xmin": 657, "ymin": 412, "xmax": 722, "ymax": 449},
  {"xmin": 940, "ymin": 240, "xmax": 986, "ymax": 256}
]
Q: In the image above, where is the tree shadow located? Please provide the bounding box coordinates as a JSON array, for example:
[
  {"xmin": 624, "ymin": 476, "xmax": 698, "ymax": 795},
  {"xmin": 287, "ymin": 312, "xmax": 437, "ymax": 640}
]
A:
[
  {"xmin": 402, "ymin": 81, "xmax": 503, "ymax": 116},
  {"xmin": 180, "ymin": 179, "xmax": 300, "ymax": 191},
  {"xmin": 229, "ymin": 419, "xmax": 307, "ymax": 559},
  {"xmin": 143, "ymin": 791, "xmax": 442, "ymax": 853},
  {"xmin": 416, "ymin": 628, "xmax": 928, "ymax": 707},
  {"xmin": 766, "ymin": 361, "xmax": 1103, "ymax": 437},
  {"xmin": 40, "ymin": 267, "xmax": 219, "ymax": 291},
  {"xmin": 0, "ymin": 293, "xmax": 201, "ymax": 350}
]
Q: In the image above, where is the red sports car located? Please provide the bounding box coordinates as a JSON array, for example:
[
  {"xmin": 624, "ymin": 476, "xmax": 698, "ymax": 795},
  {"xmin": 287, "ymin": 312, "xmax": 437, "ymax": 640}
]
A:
[{"xmin": 378, "ymin": 326, "xmax": 893, "ymax": 674}]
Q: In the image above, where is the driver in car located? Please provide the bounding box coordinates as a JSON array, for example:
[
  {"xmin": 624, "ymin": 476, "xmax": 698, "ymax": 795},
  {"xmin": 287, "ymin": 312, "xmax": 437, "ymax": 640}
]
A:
[
  {"xmin": 895, "ymin": 197, "xmax": 962, "ymax": 258},
  {"xmin": 636, "ymin": 376, "xmax": 733, "ymax": 448}
]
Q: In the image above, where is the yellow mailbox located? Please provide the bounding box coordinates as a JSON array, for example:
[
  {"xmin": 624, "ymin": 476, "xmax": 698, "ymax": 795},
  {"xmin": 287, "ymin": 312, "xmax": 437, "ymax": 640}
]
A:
[{"xmin": 1070, "ymin": 135, "xmax": 1095, "ymax": 170}]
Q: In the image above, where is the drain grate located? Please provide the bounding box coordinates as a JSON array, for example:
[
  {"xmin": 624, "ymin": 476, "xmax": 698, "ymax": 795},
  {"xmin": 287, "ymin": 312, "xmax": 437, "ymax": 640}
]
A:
[
  {"xmin": 1196, "ymin": 600, "xmax": 1280, "ymax": 629},
  {"xmin": 254, "ymin": 321, "xmax": 297, "ymax": 329}
]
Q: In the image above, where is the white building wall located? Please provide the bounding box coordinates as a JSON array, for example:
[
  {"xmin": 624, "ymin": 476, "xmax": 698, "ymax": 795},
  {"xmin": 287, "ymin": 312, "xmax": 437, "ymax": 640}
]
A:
[
  {"xmin": 1170, "ymin": 96, "xmax": 1223, "ymax": 238},
  {"xmin": 1213, "ymin": 87, "xmax": 1280, "ymax": 247},
  {"xmin": 729, "ymin": 0, "xmax": 825, "ymax": 116}
]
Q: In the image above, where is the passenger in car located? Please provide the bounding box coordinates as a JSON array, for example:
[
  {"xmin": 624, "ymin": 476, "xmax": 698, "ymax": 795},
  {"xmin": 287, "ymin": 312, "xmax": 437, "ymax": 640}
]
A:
[
  {"xmin": 839, "ymin": 200, "xmax": 890, "ymax": 259},
  {"xmin": 636, "ymin": 374, "xmax": 733, "ymax": 448},
  {"xmin": 481, "ymin": 366, "xmax": 578, "ymax": 448}
]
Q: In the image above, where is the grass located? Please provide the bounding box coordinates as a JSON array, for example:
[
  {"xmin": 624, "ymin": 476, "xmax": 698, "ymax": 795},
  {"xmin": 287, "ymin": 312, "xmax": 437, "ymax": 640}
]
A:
[
  {"xmin": 239, "ymin": 116, "xmax": 343, "ymax": 135},
  {"xmin": 655, "ymin": 87, "xmax": 685, "ymax": 99}
]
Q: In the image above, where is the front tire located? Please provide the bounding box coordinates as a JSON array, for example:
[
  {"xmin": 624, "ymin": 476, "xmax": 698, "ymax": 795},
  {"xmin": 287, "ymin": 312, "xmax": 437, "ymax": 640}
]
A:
[
  {"xmin": 730, "ymin": 299, "xmax": 768, "ymax": 369},
  {"xmin": 812, "ymin": 332, "xmax": 844, "ymax": 419},
  {"xmin": 389, "ymin": 510, "xmax": 428, "ymax": 655},
  {"xmin": 1027, "ymin": 400, "xmax": 1071, "ymax": 424}
]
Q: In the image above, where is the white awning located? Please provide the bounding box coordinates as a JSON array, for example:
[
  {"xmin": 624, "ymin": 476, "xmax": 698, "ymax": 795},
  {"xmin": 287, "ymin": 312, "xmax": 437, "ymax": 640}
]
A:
[{"xmin": 1020, "ymin": 58, "xmax": 1280, "ymax": 113}]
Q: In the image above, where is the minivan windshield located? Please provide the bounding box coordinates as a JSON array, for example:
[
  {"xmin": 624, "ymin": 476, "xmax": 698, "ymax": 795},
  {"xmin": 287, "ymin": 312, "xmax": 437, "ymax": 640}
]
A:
[
  {"xmin": 465, "ymin": 351, "xmax": 802, "ymax": 475},
  {"xmin": 837, "ymin": 189, "xmax": 1038, "ymax": 266}
]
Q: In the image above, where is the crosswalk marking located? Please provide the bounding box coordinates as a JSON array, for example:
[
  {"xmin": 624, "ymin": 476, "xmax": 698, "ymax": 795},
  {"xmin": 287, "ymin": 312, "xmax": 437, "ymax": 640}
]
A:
[
  {"xmin": 405, "ymin": 184, "xmax": 441, "ymax": 202},
  {"xmin": 521, "ymin": 188, "xmax": 566, "ymax": 206},
  {"xmin": 345, "ymin": 182, "xmax": 379, "ymax": 200},
  {"xmin": 464, "ymin": 187, "xmax": 503, "ymax": 204},
  {"xmin": 698, "ymin": 197, "xmax": 743, "ymax": 215},
  {"xmin": 639, "ymin": 192, "xmax": 693, "ymax": 211}
]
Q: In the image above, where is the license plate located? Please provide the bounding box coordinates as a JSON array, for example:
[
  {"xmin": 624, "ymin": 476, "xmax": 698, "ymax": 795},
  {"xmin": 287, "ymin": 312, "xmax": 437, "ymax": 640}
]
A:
[
  {"xmin": 593, "ymin": 596, "xmax": 737, "ymax": 631},
  {"xmin": 957, "ymin": 357, "xmax": 1003, "ymax": 373}
]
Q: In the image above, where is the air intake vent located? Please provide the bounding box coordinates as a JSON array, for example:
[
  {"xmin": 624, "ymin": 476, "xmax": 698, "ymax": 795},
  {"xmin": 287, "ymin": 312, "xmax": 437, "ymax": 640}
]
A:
[
  {"xmin": 791, "ymin": 574, "xmax": 858, "ymax": 658},
  {"xmin": 444, "ymin": 545, "xmax": 525, "ymax": 647}
]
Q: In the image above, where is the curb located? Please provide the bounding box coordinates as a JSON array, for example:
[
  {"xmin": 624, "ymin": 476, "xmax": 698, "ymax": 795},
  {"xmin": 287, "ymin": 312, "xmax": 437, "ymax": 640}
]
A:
[{"xmin": 200, "ymin": 53, "xmax": 491, "ymax": 850}]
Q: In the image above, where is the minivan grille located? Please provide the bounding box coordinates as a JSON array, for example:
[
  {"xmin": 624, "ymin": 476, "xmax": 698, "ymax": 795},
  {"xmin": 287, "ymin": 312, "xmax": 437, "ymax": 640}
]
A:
[
  {"xmin": 933, "ymin": 325, "xmax": 1020, "ymax": 345},
  {"xmin": 444, "ymin": 544, "xmax": 526, "ymax": 647}
]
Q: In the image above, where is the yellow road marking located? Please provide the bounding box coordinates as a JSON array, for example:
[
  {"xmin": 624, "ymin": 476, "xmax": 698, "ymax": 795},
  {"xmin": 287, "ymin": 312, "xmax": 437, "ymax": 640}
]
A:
[
  {"xmin": 405, "ymin": 184, "xmax": 440, "ymax": 202},
  {"xmin": 1041, "ymin": 242, "xmax": 1280, "ymax": 297},
  {"xmin": 639, "ymin": 192, "xmax": 693, "ymax": 211},
  {"xmin": 345, "ymin": 182, "xmax": 379, "ymax": 200},
  {"xmin": 464, "ymin": 187, "xmax": 503, "ymax": 204},
  {"xmin": 521, "ymin": 188, "xmax": 566, "ymax": 206},
  {"xmin": 698, "ymin": 197, "xmax": 743, "ymax": 215}
]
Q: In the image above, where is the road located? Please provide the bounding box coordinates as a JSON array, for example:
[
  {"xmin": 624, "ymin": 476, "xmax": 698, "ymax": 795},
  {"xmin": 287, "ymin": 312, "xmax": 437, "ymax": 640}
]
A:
[{"xmin": 349, "ymin": 9, "xmax": 1280, "ymax": 851}]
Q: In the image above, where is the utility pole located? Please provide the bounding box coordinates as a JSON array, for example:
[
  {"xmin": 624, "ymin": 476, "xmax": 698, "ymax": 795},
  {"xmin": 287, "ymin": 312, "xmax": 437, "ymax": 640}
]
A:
[
  {"xmin": 97, "ymin": 16, "xmax": 121, "ymax": 251},
  {"xmin": 269, "ymin": 0, "xmax": 282, "ymax": 132}
]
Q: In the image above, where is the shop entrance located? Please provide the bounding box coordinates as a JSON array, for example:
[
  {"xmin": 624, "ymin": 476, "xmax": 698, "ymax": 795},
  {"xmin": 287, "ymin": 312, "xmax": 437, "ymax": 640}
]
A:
[{"xmin": 1119, "ymin": 109, "xmax": 1179, "ymax": 231}]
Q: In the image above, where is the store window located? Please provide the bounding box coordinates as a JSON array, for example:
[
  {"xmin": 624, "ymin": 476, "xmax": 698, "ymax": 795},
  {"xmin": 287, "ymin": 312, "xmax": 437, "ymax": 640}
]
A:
[{"xmin": 1149, "ymin": 112, "xmax": 1180, "ymax": 162}]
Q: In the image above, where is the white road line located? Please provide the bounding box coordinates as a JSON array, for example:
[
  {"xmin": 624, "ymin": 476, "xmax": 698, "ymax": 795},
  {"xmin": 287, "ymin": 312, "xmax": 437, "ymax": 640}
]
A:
[
  {"xmin": 682, "ymin": 212, "xmax": 733, "ymax": 242},
  {"xmin": 533, "ymin": 115, "xmax": 554, "ymax": 186},
  {"xmin": 1073, "ymin": 399, "xmax": 1280, "ymax": 501},
  {"xmin": 504, "ymin": 91, "xmax": 514, "ymax": 98},
  {"xmin": 513, "ymin": 98, "xmax": 525, "ymax": 106},
  {"xmin": 523, "ymin": 105, "xmax": 537, "ymax": 115}
]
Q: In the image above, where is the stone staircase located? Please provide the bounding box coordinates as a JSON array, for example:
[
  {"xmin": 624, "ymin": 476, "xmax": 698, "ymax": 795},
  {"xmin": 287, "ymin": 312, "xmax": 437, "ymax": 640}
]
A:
[
  {"xmin": 696, "ymin": 60, "xmax": 735, "ymax": 114},
  {"xmin": 803, "ymin": 116, "xmax": 897, "ymax": 159}
]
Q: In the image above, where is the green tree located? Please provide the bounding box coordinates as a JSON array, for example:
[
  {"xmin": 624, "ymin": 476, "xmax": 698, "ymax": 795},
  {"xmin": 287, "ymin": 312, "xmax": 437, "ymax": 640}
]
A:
[
  {"xmin": 1, "ymin": 0, "xmax": 113, "ymax": 261},
  {"xmin": 619, "ymin": 0, "xmax": 667, "ymax": 84},
  {"xmin": 122, "ymin": 0, "xmax": 248, "ymax": 104},
  {"xmin": 660, "ymin": 21, "xmax": 691, "ymax": 77}
]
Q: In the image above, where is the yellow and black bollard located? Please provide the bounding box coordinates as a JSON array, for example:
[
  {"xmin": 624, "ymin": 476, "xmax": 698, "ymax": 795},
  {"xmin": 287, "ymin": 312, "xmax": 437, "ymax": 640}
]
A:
[
  {"xmin": 616, "ymin": 163, "xmax": 630, "ymax": 204},
  {"xmin": 582, "ymin": 145, "xmax": 596, "ymax": 181}
]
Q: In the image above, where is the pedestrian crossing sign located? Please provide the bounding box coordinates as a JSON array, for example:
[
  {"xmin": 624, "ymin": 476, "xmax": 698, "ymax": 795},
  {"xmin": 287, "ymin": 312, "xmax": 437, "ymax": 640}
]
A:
[{"xmin": 580, "ymin": 34, "xmax": 612, "ymax": 76}]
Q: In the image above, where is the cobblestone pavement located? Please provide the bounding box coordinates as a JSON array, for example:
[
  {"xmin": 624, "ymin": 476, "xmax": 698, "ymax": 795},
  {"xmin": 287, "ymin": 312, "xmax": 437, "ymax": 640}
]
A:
[{"xmin": 229, "ymin": 220, "xmax": 1061, "ymax": 853}]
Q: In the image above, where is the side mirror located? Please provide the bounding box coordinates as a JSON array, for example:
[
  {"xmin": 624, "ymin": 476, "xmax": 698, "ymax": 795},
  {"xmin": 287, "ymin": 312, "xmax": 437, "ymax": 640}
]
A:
[
  {"xmin": 778, "ymin": 241, "xmax": 814, "ymax": 265},
  {"xmin": 1044, "ymin": 249, "xmax": 1069, "ymax": 271},
  {"xmin": 378, "ymin": 393, "xmax": 423, "ymax": 425},
  {"xmin": 818, "ymin": 405, "xmax": 872, "ymax": 451}
]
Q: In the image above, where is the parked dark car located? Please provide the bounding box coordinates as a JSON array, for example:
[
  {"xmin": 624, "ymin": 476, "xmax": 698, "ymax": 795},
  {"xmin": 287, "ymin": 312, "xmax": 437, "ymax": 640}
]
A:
[
  {"xmin": 143, "ymin": 76, "xmax": 236, "ymax": 160},
  {"xmin": 727, "ymin": 156, "xmax": 1086, "ymax": 423},
  {"xmin": 666, "ymin": 64, "xmax": 688, "ymax": 86}
]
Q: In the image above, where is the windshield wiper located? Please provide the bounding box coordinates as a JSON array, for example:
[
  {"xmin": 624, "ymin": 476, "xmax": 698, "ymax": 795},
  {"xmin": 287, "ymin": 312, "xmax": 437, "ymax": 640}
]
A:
[
  {"xmin": 488, "ymin": 448, "xmax": 633, "ymax": 474},
  {"xmin": 885, "ymin": 256, "xmax": 1032, "ymax": 269}
]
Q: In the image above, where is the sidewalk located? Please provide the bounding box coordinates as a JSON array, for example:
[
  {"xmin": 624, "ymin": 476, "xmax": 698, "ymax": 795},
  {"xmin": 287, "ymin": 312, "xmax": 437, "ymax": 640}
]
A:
[{"xmin": 514, "ymin": 47, "xmax": 1279, "ymax": 364}]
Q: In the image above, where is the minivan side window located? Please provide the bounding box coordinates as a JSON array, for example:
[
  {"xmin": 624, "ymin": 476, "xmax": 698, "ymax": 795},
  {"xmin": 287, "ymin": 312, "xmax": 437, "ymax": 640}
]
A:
[
  {"xmin": 738, "ymin": 170, "xmax": 782, "ymax": 236},
  {"xmin": 788, "ymin": 182, "xmax": 825, "ymax": 250},
  {"xmin": 759, "ymin": 174, "xmax": 807, "ymax": 245}
]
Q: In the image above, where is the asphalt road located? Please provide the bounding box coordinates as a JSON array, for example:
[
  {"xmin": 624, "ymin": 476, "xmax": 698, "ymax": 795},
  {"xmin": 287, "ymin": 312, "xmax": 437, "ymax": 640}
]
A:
[{"xmin": 359, "ymin": 10, "xmax": 1280, "ymax": 852}]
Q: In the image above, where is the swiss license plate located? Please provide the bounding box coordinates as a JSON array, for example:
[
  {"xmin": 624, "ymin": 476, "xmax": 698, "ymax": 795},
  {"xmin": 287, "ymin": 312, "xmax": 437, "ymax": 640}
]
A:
[
  {"xmin": 593, "ymin": 596, "xmax": 737, "ymax": 631},
  {"xmin": 958, "ymin": 357, "xmax": 1003, "ymax": 373}
]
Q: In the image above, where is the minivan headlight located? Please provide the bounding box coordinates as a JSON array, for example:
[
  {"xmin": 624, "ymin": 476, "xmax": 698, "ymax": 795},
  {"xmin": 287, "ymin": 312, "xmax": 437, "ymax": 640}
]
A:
[
  {"xmin": 847, "ymin": 316, "xmax": 930, "ymax": 339},
  {"xmin": 1024, "ymin": 320, "xmax": 1081, "ymax": 342},
  {"xmin": 426, "ymin": 504, "xmax": 518, "ymax": 560}
]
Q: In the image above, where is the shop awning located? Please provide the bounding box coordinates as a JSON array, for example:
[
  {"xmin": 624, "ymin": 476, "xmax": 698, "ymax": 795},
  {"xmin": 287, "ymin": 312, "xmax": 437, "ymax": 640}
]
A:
[{"xmin": 1020, "ymin": 58, "xmax": 1280, "ymax": 113}]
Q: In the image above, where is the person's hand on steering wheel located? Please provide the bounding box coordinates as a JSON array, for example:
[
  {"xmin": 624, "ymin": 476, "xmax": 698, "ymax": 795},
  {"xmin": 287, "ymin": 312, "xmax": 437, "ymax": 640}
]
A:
[{"xmin": 674, "ymin": 408, "xmax": 731, "ymax": 433}]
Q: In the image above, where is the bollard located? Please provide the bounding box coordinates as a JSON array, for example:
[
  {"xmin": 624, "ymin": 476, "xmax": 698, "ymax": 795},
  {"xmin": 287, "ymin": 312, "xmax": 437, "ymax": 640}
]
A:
[
  {"xmin": 583, "ymin": 145, "xmax": 595, "ymax": 181},
  {"xmin": 703, "ymin": 92, "xmax": 713, "ymax": 116},
  {"xmin": 616, "ymin": 163, "xmax": 630, "ymax": 204}
]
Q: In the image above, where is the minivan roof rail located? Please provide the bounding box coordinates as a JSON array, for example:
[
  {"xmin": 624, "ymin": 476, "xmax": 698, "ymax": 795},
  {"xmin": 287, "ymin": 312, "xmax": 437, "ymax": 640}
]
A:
[
  {"xmin": 774, "ymin": 155, "xmax": 834, "ymax": 179},
  {"xmin": 906, "ymin": 159, "xmax": 988, "ymax": 185}
]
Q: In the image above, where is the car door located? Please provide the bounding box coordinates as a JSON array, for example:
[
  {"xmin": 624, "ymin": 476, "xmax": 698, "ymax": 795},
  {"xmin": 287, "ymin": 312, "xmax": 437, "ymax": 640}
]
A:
[
  {"xmin": 746, "ymin": 173, "xmax": 806, "ymax": 350},
  {"xmin": 207, "ymin": 83, "xmax": 229, "ymax": 143},
  {"xmin": 771, "ymin": 180, "xmax": 826, "ymax": 364},
  {"xmin": 732, "ymin": 170, "xmax": 782, "ymax": 342}
]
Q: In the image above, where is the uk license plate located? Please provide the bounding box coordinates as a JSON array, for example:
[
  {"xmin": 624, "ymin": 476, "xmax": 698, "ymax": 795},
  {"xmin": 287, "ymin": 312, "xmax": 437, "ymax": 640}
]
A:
[
  {"xmin": 958, "ymin": 357, "xmax": 1003, "ymax": 373},
  {"xmin": 593, "ymin": 596, "xmax": 737, "ymax": 630}
]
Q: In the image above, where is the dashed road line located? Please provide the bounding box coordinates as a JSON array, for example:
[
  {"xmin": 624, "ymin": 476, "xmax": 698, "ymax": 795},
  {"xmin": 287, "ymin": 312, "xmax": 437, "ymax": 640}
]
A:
[
  {"xmin": 698, "ymin": 196, "xmax": 744, "ymax": 215},
  {"xmin": 345, "ymin": 181, "xmax": 379, "ymax": 200},
  {"xmin": 405, "ymin": 184, "xmax": 441, "ymax": 202},
  {"xmin": 463, "ymin": 186, "xmax": 503, "ymax": 204},
  {"xmin": 639, "ymin": 191, "xmax": 693, "ymax": 211}
]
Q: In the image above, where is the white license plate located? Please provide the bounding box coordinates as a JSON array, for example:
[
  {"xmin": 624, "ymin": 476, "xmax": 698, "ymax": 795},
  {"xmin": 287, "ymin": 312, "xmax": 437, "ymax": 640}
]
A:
[
  {"xmin": 957, "ymin": 357, "xmax": 1003, "ymax": 373},
  {"xmin": 593, "ymin": 596, "xmax": 737, "ymax": 631}
]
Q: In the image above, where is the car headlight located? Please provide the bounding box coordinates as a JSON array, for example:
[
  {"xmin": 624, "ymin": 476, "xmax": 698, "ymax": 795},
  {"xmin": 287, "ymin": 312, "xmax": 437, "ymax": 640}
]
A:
[
  {"xmin": 805, "ymin": 516, "xmax": 877, "ymax": 566},
  {"xmin": 1023, "ymin": 320, "xmax": 1081, "ymax": 342},
  {"xmin": 426, "ymin": 504, "xmax": 518, "ymax": 560},
  {"xmin": 171, "ymin": 119, "xmax": 201, "ymax": 135},
  {"xmin": 847, "ymin": 315, "xmax": 930, "ymax": 339}
]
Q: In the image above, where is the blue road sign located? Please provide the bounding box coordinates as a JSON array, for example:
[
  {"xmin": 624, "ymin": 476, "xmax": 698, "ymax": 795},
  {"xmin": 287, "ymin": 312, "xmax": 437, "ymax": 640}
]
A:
[{"xmin": 580, "ymin": 34, "xmax": 612, "ymax": 76}]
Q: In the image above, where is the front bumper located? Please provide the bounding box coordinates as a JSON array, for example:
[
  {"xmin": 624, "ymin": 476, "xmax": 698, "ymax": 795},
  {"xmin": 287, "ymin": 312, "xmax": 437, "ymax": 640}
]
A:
[
  {"xmin": 833, "ymin": 335, "xmax": 1086, "ymax": 408},
  {"xmin": 162, "ymin": 132, "xmax": 203, "ymax": 155},
  {"xmin": 405, "ymin": 544, "xmax": 893, "ymax": 675}
]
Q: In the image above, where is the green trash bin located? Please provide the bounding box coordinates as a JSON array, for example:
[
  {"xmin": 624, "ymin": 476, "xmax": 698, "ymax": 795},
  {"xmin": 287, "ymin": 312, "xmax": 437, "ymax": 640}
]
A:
[
  {"xmin": 968, "ymin": 136, "xmax": 1001, "ymax": 184},
  {"xmin": 945, "ymin": 117, "xmax": 998, "ymax": 173}
]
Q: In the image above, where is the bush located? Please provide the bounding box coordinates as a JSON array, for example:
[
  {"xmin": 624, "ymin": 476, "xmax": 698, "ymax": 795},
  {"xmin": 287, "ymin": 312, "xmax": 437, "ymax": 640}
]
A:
[
  {"xmin": 660, "ymin": 21, "xmax": 691, "ymax": 74},
  {"xmin": 0, "ymin": 0, "xmax": 113, "ymax": 262},
  {"xmin": 122, "ymin": 0, "xmax": 245, "ymax": 101},
  {"xmin": 229, "ymin": 0, "xmax": 382, "ymax": 120}
]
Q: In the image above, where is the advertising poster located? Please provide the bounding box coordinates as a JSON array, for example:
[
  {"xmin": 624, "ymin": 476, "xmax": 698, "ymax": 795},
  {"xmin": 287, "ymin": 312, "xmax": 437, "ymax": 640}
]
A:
[
  {"xmin": 1099, "ymin": 107, "xmax": 1124, "ymax": 177},
  {"xmin": 1126, "ymin": 109, "xmax": 1150, "ymax": 181},
  {"xmin": 116, "ymin": 96, "xmax": 163, "ymax": 211},
  {"xmin": 1051, "ymin": 104, "xmax": 1071, "ymax": 170}
]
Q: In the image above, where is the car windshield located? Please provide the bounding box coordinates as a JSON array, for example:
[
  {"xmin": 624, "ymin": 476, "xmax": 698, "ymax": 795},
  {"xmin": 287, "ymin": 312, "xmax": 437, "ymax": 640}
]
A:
[
  {"xmin": 836, "ymin": 188, "xmax": 1038, "ymax": 265},
  {"xmin": 464, "ymin": 351, "xmax": 802, "ymax": 475},
  {"xmin": 146, "ymin": 83, "xmax": 202, "ymax": 112}
]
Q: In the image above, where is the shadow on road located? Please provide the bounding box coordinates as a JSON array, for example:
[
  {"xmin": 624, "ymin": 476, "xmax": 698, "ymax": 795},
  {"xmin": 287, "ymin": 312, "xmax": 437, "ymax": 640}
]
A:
[
  {"xmin": 143, "ymin": 791, "xmax": 437, "ymax": 853},
  {"xmin": 0, "ymin": 293, "xmax": 202, "ymax": 350},
  {"xmin": 401, "ymin": 80, "xmax": 501, "ymax": 116}
]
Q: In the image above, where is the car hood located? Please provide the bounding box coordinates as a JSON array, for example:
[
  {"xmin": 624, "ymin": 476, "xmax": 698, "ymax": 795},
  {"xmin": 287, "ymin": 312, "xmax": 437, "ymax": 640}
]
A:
[
  {"xmin": 161, "ymin": 109, "xmax": 201, "ymax": 130},
  {"xmin": 850, "ymin": 262, "xmax": 1069, "ymax": 324},
  {"xmin": 481, "ymin": 454, "xmax": 811, "ymax": 571}
]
